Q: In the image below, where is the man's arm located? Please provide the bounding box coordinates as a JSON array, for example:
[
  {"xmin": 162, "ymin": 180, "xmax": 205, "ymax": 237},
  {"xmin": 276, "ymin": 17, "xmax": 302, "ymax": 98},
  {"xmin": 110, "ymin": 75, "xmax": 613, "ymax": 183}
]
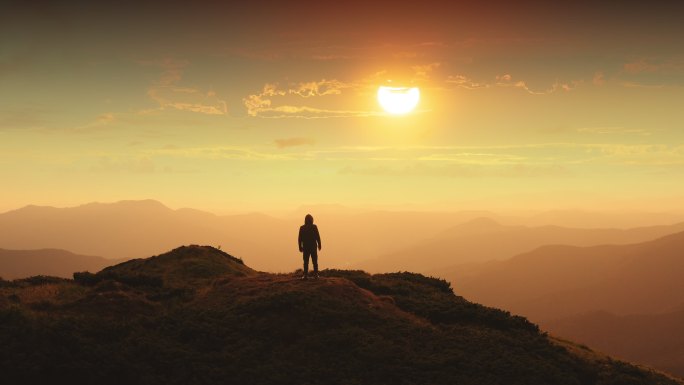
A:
[
  {"xmin": 298, "ymin": 227, "xmax": 303, "ymax": 252},
  {"xmin": 315, "ymin": 226, "xmax": 321, "ymax": 250}
]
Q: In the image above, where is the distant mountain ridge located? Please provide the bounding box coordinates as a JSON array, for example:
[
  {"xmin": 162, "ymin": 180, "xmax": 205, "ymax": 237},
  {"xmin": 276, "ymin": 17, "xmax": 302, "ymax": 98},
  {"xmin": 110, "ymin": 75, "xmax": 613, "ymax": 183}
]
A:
[
  {"xmin": 359, "ymin": 217, "xmax": 684, "ymax": 273},
  {"xmin": 443, "ymin": 230, "xmax": 684, "ymax": 378},
  {"xmin": 0, "ymin": 248, "xmax": 118, "ymax": 279},
  {"xmin": 451, "ymin": 230, "xmax": 684, "ymax": 320},
  {"xmin": 0, "ymin": 200, "xmax": 289, "ymax": 270},
  {"xmin": 0, "ymin": 245, "xmax": 680, "ymax": 385},
  {"xmin": 5, "ymin": 200, "xmax": 684, "ymax": 275},
  {"xmin": 0, "ymin": 200, "xmax": 547, "ymax": 272}
]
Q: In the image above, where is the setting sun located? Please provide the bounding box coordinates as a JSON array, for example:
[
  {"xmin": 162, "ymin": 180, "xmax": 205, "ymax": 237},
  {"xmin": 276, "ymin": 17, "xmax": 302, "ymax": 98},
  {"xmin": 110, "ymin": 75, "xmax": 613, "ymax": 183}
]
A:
[{"xmin": 377, "ymin": 86, "xmax": 420, "ymax": 115}]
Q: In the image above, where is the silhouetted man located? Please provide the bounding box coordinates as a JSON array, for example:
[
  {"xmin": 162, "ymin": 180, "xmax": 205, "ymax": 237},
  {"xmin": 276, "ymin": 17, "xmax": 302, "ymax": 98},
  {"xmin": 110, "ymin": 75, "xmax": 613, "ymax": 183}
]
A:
[{"xmin": 298, "ymin": 214, "xmax": 321, "ymax": 280}]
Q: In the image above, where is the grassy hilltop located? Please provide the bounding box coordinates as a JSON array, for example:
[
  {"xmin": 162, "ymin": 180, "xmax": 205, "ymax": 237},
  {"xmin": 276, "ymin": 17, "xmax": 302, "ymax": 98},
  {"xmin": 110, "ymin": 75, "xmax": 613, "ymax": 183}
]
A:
[{"xmin": 0, "ymin": 245, "xmax": 681, "ymax": 385}]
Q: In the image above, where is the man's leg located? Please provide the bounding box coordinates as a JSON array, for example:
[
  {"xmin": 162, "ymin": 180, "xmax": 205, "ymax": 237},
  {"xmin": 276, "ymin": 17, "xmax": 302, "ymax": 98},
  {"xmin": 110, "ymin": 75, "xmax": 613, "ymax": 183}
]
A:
[
  {"xmin": 303, "ymin": 250, "xmax": 311, "ymax": 277},
  {"xmin": 311, "ymin": 249, "xmax": 318, "ymax": 275}
]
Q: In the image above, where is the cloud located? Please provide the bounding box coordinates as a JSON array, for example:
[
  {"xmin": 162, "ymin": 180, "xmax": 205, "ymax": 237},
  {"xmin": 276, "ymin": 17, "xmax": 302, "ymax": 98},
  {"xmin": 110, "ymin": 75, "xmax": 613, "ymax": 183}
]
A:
[
  {"xmin": 619, "ymin": 82, "xmax": 666, "ymax": 89},
  {"xmin": 446, "ymin": 75, "xmax": 487, "ymax": 89},
  {"xmin": 88, "ymin": 143, "xmax": 684, "ymax": 177},
  {"xmin": 274, "ymin": 137, "xmax": 316, "ymax": 148},
  {"xmin": 62, "ymin": 112, "xmax": 118, "ymax": 134},
  {"xmin": 96, "ymin": 112, "xmax": 116, "ymax": 124},
  {"xmin": 0, "ymin": 107, "xmax": 48, "ymax": 130},
  {"xmin": 339, "ymin": 163, "xmax": 571, "ymax": 178},
  {"xmin": 244, "ymin": 80, "xmax": 380, "ymax": 118},
  {"xmin": 494, "ymin": 74, "xmax": 580, "ymax": 94},
  {"xmin": 325, "ymin": 143, "xmax": 684, "ymax": 169},
  {"xmin": 162, "ymin": 102, "xmax": 227, "ymax": 115},
  {"xmin": 246, "ymin": 67, "xmax": 583, "ymax": 119},
  {"xmin": 623, "ymin": 58, "xmax": 684, "ymax": 74},
  {"xmin": 411, "ymin": 62, "xmax": 441, "ymax": 79},
  {"xmin": 593, "ymin": 71, "xmax": 606, "ymax": 86},
  {"xmin": 618, "ymin": 57, "xmax": 684, "ymax": 87},
  {"xmin": 252, "ymin": 105, "xmax": 380, "ymax": 119},
  {"xmin": 88, "ymin": 155, "xmax": 196, "ymax": 174},
  {"xmin": 591, "ymin": 144, "xmax": 684, "ymax": 166},
  {"xmin": 417, "ymin": 152, "xmax": 527, "ymax": 164},
  {"xmin": 89, "ymin": 156, "xmax": 156, "ymax": 174},
  {"xmin": 141, "ymin": 58, "xmax": 228, "ymax": 116},
  {"xmin": 496, "ymin": 74, "xmax": 512, "ymax": 82},
  {"xmin": 149, "ymin": 145, "xmax": 306, "ymax": 160},
  {"xmin": 576, "ymin": 127, "xmax": 650, "ymax": 136},
  {"xmin": 289, "ymin": 79, "xmax": 351, "ymax": 97},
  {"xmin": 446, "ymin": 73, "xmax": 579, "ymax": 94}
]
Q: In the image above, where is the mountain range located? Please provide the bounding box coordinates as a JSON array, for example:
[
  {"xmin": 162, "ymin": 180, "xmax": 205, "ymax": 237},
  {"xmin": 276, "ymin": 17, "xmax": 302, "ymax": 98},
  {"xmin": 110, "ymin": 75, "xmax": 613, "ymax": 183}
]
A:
[
  {"xmin": 359, "ymin": 217, "xmax": 684, "ymax": 273},
  {"xmin": 443, "ymin": 230, "xmax": 684, "ymax": 377},
  {"xmin": 4, "ymin": 200, "xmax": 684, "ymax": 277},
  {"xmin": 0, "ymin": 200, "xmax": 498, "ymax": 272},
  {"xmin": 449, "ymin": 230, "xmax": 684, "ymax": 320}
]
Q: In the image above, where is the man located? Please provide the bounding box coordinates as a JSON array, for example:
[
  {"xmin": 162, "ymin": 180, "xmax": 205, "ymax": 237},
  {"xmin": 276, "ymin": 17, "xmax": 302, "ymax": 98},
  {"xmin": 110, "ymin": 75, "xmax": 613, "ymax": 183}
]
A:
[{"xmin": 298, "ymin": 214, "xmax": 321, "ymax": 280}]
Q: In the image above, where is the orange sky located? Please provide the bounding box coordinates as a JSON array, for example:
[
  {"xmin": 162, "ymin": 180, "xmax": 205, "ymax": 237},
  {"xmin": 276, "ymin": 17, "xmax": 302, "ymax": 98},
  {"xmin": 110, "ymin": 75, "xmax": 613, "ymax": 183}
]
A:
[{"xmin": 2, "ymin": 1, "xmax": 684, "ymax": 213}]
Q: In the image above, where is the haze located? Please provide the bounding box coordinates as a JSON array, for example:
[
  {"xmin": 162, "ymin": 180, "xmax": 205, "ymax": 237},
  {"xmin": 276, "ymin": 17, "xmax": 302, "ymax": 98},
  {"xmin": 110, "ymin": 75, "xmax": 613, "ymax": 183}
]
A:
[{"xmin": 3, "ymin": 0, "xmax": 684, "ymax": 380}]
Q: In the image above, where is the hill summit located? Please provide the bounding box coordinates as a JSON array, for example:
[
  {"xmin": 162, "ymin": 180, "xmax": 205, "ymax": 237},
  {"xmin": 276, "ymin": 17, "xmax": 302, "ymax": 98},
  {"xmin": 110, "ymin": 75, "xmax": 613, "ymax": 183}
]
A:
[
  {"xmin": 0, "ymin": 245, "xmax": 681, "ymax": 385},
  {"xmin": 96, "ymin": 245, "xmax": 255, "ymax": 285}
]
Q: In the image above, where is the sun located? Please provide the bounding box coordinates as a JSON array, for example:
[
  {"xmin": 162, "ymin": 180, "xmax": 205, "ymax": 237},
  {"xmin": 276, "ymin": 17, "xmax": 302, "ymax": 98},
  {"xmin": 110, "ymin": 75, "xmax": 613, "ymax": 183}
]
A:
[{"xmin": 377, "ymin": 86, "xmax": 420, "ymax": 115}]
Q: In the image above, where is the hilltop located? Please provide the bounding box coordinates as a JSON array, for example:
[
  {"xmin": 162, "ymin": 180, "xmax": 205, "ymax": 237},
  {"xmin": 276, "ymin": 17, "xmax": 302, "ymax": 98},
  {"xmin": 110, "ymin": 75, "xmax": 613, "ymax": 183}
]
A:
[{"xmin": 0, "ymin": 245, "xmax": 681, "ymax": 385}]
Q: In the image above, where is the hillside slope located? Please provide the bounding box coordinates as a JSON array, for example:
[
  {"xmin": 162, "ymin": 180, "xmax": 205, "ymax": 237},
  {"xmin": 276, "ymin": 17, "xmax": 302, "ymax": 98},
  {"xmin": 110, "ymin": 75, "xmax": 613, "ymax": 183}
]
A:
[
  {"xmin": 546, "ymin": 309, "xmax": 684, "ymax": 378},
  {"xmin": 0, "ymin": 245, "xmax": 680, "ymax": 385}
]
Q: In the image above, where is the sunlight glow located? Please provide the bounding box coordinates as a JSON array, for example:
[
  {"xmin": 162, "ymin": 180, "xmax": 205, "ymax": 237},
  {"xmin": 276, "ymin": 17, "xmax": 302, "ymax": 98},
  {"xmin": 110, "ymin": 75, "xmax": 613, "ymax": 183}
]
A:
[{"xmin": 377, "ymin": 86, "xmax": 420, "ymax": 115}]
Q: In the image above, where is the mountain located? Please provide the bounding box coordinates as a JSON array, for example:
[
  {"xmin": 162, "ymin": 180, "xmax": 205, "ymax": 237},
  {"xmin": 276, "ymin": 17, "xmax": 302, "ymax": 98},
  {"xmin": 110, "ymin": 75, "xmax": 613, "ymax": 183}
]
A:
[
  {"xmin": 358, "ymin": 217, "xmax": 684, "ymax": 273},
  {"xmin": 1, "ymin": 245, "xmax": 679, "ymax": 385},
  {"xmin": 4, "ymin": 200, "xmax": 684, "ymax": 277},
  {"xmin": 0, "ymin": 200, "xmax": 511, "ymax": 272},
  {"xmin": 441, "ymin": 231, "xmax": 684, "ymax": 377},
  {"xmin": 0, "ymin": 200, "xmax": 293, "ymax": 270},
  {"xmin": 0, "ymin": 248, "xmax": 118, "ymax": 279},
  {"xmin": 521, "ymin": 209, "xmax": 684, "ymax": 229},
  {"xmin": 448, "ymin": 230, "xmax": 684, "ymax": 321},
  {"xmin": 545, "ymin": 309, "xmax": 684, "ymax": 377}
]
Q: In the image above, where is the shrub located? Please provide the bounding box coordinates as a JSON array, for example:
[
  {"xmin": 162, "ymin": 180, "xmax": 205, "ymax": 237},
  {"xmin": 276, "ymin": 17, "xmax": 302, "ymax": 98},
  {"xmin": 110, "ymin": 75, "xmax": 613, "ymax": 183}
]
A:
[
  {"xmin": 378, "ymin": 272, "xmax": 453, "ymax": 294},
  {"xmin": 16, "ymin": 276, "xmax": 68, "ymax": 286},
  {"xmin": 74, "ymin": 270, "xmax": 163, "ymax": 288},
  {"xmin": 74, "ymin": 271, "xmax": 101, "ymax": 286}
]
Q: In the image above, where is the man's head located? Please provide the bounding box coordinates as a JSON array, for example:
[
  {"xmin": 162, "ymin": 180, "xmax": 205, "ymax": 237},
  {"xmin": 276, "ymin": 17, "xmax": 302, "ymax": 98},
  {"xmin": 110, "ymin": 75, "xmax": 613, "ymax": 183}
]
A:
[{"xmin": 305, "ymin": 214, "xmax": 313, "ymax": 225}]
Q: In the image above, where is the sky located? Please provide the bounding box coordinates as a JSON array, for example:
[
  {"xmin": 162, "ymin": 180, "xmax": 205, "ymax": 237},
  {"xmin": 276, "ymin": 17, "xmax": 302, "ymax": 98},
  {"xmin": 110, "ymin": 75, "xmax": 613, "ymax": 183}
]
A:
[{"xmin": 2, "ymin": 0, "xmax": 684, "ymax": 213}]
